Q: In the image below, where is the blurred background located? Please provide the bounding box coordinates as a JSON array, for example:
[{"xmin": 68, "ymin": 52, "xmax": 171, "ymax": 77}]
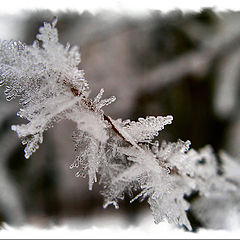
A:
[{"xmin": 0, "ymin": 8, "xmax": 240, "ymax": 231}]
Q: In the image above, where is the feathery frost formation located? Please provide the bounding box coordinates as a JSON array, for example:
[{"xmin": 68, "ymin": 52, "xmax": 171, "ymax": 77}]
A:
[{"xmin": 0, "ymin": 19, "xmax": 239, "ymax": 230}]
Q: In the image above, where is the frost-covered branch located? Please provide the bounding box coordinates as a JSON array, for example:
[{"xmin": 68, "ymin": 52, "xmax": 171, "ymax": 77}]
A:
[{"xmin": 0, "ymin": 18, "xmax": 240, "ymax": 231}]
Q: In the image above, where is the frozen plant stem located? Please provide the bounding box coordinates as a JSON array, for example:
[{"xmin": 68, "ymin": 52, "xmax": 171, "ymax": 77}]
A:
[
  {"xmin": 0, "ymin": 18, "xmax": 239, "ymax": 231},
  {"xmin": 71, "ymin": 86, "xmax": 133, "ymax": 146},
  {"xmin": 71, "ymin": 86, "xmax": 179, "ymax": 178},
  {"xmin": 71, "ymin": 85, "xmax": 173, "ymax": 172}
]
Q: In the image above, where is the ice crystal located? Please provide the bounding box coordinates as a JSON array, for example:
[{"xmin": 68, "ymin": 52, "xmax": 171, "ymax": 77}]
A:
[
  {"xmin": 0, "ymin": 18, "xmax": 239, "ymax": 231},
  {"xmin": 102, "ymin": 139, "xmax": 194, "ymax": 229},
  {"xmin": 0, "ymin": 19, "xmax": 89, "ymax": 158},
  {"xmin": 122, "ymin": 115, "xmax": 173, "ymax": 143}
]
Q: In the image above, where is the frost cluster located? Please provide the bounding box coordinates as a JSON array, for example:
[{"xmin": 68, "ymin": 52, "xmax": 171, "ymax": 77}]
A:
[{"xmin": 0, "ymin": 19, "xmax": 240, "ymax": 230}]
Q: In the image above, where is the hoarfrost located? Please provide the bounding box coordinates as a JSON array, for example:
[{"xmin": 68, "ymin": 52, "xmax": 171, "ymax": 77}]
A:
[{"xmin": 0, "ymin": 18, "xmax": 240, "ymax": 231}]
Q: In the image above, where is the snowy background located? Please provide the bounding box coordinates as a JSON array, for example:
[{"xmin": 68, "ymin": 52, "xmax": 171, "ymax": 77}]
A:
[{"xmin": 1, "ymin": 1, "xmax": 240, "ymax": 238}]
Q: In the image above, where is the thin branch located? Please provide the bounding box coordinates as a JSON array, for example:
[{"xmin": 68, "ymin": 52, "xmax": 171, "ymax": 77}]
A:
[{"xmin": 70, "ymin": 85, "xmax": 179, "ymax": 175}]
